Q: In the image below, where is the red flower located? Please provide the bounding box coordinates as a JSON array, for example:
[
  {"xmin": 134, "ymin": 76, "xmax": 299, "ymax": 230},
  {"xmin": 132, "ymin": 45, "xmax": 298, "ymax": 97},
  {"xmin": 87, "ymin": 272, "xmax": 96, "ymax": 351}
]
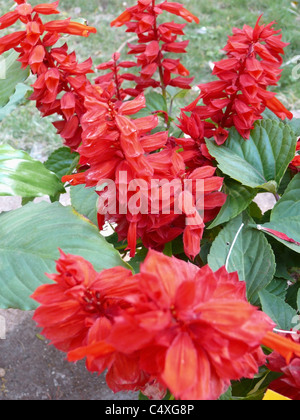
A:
[
  {"xmin": 157, "ymin": 1, "xmax": 200, "ymax": 23},
  {"xmin": 266, "ymin": 333, "xmax": 300, "ymax": 400},
  {"xmin": 0, "ymin": 1, "xmax": 97, "ymax": 150},
  {"xmin": 110, "ymin": 0, "xmax": 199, "ymax": 95},
  {"xmin": 289, "ymin": 140, "xmax": 300, "ymax": 173},
  {"xmin": 185, "ymin": 16, "xmax": 292, "ymax": 143},
  {"xmin": 262, "ymin": 331, "xmax": 300, "ymax": 364},
  {"xmin": 43, "ymin": 19, "xmax": 97, "ymax": 38},
  {"xmin": 31, "ymin": 250, "xmax": 137, "ymax": 352},
  {"xmin": 68, "ymin": 250, "xmax": 275, "ymax": 400},
  {"xmin": 95, "ymin": 52, "xmax": 138, "ymax": 100}
]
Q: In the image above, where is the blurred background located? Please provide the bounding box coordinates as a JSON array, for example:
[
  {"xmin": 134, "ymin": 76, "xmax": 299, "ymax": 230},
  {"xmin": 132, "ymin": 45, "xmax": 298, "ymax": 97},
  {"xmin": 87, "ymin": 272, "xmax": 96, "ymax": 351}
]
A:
[{"xmin": 0, "ymin": 0, "xmax": 299, "ymax": 160}]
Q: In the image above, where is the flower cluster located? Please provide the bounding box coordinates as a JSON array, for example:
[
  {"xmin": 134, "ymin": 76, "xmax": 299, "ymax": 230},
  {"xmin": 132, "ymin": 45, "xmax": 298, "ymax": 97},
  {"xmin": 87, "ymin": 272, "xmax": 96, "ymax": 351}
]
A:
[
  {"xmin": 95, "ymin": 52, "xmax": 139, "ymax": 101},
  {"xmin": 0, "ymin": 0, "xmax": 97, "ymax": 150},
  {"xmin": 33, "ymin": 250, "xmax": 278, "ymax": 400},
  {"xmin": 110, "ymin": 0, "xmax": 199, "ymax": 96},
  {"xmin": 184, "ymin": 16, "xmax": 293, "ymax": 144},
  {"xmin": 0, "ymin": 0, "xmax": 226, "ymax": 260},
  {"xmin": 62, "ymin": 83, "xmax": 226, "ymax": 258}
]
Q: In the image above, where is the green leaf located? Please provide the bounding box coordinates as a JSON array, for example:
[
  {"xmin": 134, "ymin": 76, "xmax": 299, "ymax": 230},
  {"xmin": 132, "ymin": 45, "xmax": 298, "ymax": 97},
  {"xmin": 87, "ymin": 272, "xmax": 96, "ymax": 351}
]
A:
[
  {"xmin": 0, "ymin": 201, "xmax": 129, "ymax": 310},
  {"xmin": 259, "ymin": 289, "xmax": 297, "ymax": 330},
  {"xmin": 297, "ymin": 289, "xmax": 300, "ymax": 312},
  {"xmin": 287, "ymin": 118, "xmax": 300, "ymax": 138},
  {"xmin": 208, "ymin": 178, "xmax": 257, "ymax": 229},
  {"xmin": 0, "ymin": 51, "xmax": 30, "ymax": 108},
  {"xmin": 219, "ymin": 387, "xmax": 233, "ymax": 401},
  {"xmin": 206, "ymin": 120, "xmax": 297, "ymax": 192},
  {"xmin": 286, "ymin": 283, "xmax": 300, "ymax": 311},
  {"xmin": 0, "ymin": 83, "xmax": 32, "ymax": 122},
  {"xmin": 265, "ymin": 278, "xmax": 288, "ymax": 300},
  {"xmin": 258, "ymin": 173, "xmax": 300, "ymax": 253},
  {"xmin": 70, "ymin": 184, "xmax": 98, "ymax": 226},
  {"xmin": 129, "ymin": 247, "xmax": 148, "ymax": 274},
  {"xmin": 44, "ymin": 147, "xmax": 79, "ymax": 180},
  {"xmin": 208, "ymin": 213, "xmax": 276, "ymax": 305},
  {"xmin": 134, "ymin": 91, "xmax": 167, "ymax": 118},
  {"xmin": 0, "ymin": 144, "xmax": 65, "ymax": 197}
]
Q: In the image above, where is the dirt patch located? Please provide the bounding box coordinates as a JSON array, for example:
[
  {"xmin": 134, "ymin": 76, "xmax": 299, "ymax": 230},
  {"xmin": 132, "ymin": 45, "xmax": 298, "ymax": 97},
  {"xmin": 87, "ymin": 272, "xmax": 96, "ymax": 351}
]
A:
[{"xmin": 0, "ymin": 309, "xmax": 138, "ymax": 400}]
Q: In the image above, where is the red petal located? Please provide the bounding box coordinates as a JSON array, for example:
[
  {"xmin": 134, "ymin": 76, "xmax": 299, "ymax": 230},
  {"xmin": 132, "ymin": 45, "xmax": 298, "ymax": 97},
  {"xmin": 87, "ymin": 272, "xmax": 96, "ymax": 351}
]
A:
[{"xmin": 162, "ymin": 332, "xmax": 198, "ymax": 397}]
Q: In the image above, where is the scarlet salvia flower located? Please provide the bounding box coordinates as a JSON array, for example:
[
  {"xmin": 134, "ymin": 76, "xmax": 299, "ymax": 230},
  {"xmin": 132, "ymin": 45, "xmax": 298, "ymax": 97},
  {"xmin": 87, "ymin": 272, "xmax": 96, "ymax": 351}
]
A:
[
  {"xmin": 0, "ymin": 1, "xmax": 97, "ymax": 150},
  {"xmin": 31, "ymin": 250, "xmax": 138, "ymax": 352},
  {"xmin": 66, "ymin": 250, "xmax": 275, "ymax": 400},
  {"xmin": 264, "ymin": 331, "xmax": 300, "ymax": 400},
  {"xmin": 176, "ymin": 112, "xmax": 216, "ymax": 170},
  {"xmin": 95, "ymin": 52, "xmax": 138, "ymax": 100},
  {"xmin": 185, "ymin": 16, "xmax": 293, "ymax": 144},
  {"xmin": 99, "ymin": 164, "xmax": 226, "ymax": 259},
  {"xmin": 62, "ymin": 83, "xmax": 157, "ymax": 186},
  {"xmin": 262, "ymin": 331, "xmax": 300, "ymax": 364},
  {"xmin": 62, "ymin": 79, "xmax": 226, "ymax": 259},
  {"xmin": 111, "ymin": 0, "xmax": 199, "ymax": 96}
]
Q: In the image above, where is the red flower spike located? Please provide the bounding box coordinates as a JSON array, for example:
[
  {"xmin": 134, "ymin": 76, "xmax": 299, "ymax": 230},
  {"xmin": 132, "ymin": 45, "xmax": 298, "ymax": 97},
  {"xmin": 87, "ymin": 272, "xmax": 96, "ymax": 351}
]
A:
[
  {"xmin": 110, "ymin": 0, "xmax": 199, "ymax": 94},
  {"xmin": 0, "ymin": 1, "xmax": 97, "ymax": 151},
  {"xmin": 185, "ymin": 16, "xmax": 292, "ymax": 143}
]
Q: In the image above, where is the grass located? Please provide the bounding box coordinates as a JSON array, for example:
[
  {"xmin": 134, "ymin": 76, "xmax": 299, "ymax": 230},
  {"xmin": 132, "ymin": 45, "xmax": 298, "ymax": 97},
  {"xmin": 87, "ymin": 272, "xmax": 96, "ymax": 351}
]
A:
[{"xmin": 0, "ymin": 0, "xmax": 299, "ymax": 158}]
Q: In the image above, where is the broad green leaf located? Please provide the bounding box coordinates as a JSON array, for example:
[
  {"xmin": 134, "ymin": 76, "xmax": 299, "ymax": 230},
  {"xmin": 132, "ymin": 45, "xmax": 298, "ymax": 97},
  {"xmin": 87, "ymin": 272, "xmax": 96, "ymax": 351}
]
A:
[
  {"xmin": 0, "ymin": 83, "xmax": 32, "ymax": 122},
  {"xmin": 0, "ymin": 144, "xmax": 65, "ymax": 197},
  {"xmin": 297, "ymin": 289, "xmax": 300, "ymax": 312},
  {"xmin": 258, "ymin": 174, "xmax": 300, "ymax": 253},
  {"xmin": 288, "ymin": 118, "xmax": 300, "ymax": 138},
  {"xmin": 208, "ymin": 213, "xmax": 276, "ymax": 304},
  {"xmin": 70, "ymin": 184, "xmax": 98, "ymax": 226},
  {"xmin": 0, "ymin": 201, "xmax": 128, "ymax": 310},
  {"xmin": 0, "ymin": 51, "xmax": 30, "ymax": 108},
  {"xmin": 44, "ymin": 147, "xmax": 79, "ymax": 180},
  {"xmin": 206, "ymin": 120, "xmax": 297, "ymax": 192},
  {"xmin": 208, "ymin": 178, "xmax": 257, "ymax": 229},
  {"xmin": 265, "ymin": 278, "xmax": 288, "ymax": 300},
  {"xmin": 259, "ymin": 289, "xmax": 297, "ymax": 330}
]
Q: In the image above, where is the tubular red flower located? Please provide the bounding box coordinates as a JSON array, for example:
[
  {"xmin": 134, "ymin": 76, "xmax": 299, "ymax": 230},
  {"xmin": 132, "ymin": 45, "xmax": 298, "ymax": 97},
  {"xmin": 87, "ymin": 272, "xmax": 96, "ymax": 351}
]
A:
[
  {"xmin": 0, "ymin": 1, "xmax": 96, "ymax": 150},
  {"xmin": 110, "ymin": 0, "xmax": 199, "ymax": 95},
  {"xmin": 185, "ymin": 16, "xmax": 292, "ymax": 143},
  {"xmin": 43, "ymin": 19, "xmax": 97, "ymax": 37}
]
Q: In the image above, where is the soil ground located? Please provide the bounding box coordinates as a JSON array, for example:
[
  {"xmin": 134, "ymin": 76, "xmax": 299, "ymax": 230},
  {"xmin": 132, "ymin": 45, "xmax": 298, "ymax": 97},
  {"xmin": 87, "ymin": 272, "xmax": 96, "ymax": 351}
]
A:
[{"xmin": 0, "ymin": 308, "xmax": 138, "ymax": 401}]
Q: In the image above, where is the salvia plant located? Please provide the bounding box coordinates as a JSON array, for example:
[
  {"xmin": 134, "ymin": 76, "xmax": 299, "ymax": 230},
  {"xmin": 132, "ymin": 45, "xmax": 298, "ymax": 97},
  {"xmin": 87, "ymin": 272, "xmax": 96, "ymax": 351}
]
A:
[{"xmin": 0, "ymin": 0, "xmax": 300, "ymax": 401}]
